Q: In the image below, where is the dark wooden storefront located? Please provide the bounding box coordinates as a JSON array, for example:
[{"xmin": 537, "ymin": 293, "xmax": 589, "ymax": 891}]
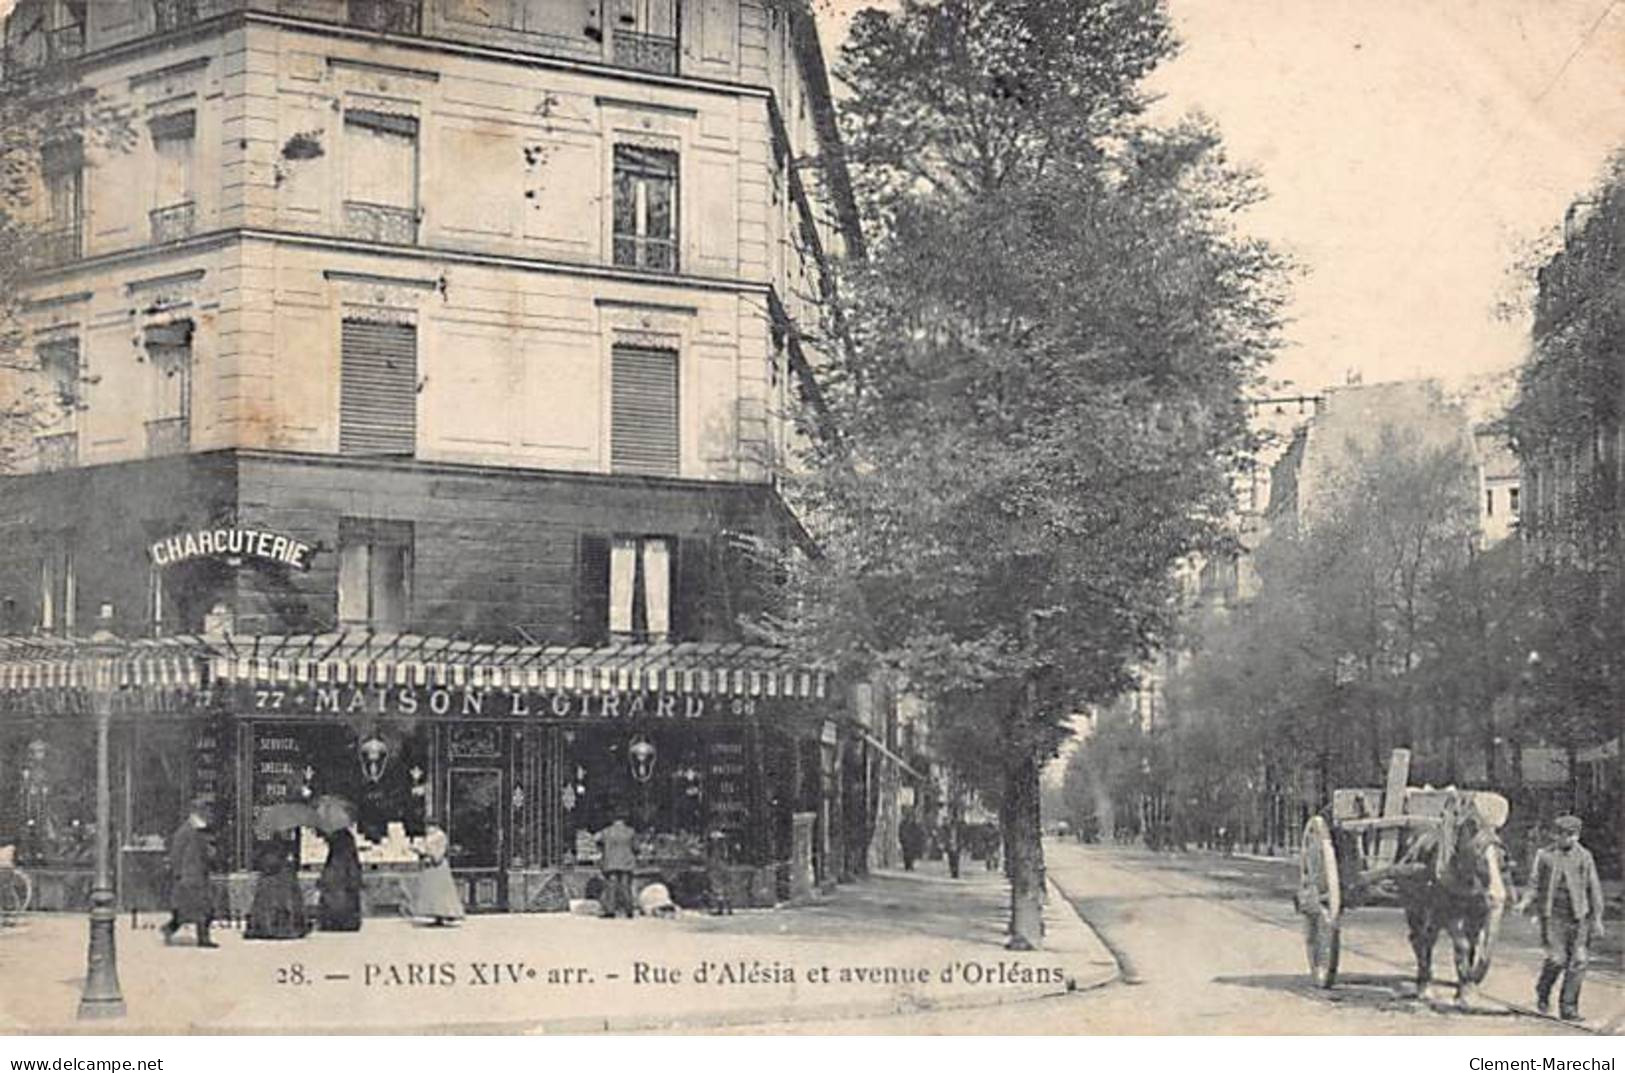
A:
[{"xmin": 0, "ymin": 636, "xmax": 843, "ymax": 913}]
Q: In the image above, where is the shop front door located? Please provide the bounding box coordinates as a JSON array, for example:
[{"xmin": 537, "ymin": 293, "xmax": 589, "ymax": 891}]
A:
[{"xmin": 447, "ymin": 766, "xmax": 507, "ymax": 912}]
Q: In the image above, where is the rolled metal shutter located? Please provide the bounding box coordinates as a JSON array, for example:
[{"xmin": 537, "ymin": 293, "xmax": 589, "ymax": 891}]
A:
[
  {"xmin": 611, "ymin": 346, "xmax": 679, "ymax": 475},
  {"xmin": 341, "ymin": 319, "xmax": 417, "ymax": 456}
]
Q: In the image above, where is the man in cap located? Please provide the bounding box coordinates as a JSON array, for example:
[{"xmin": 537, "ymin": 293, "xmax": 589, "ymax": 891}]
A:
[
  {"xmin": 162, "ymin": 799, "xmax": 217, "ymax": 948},
  {"xmin": 1518, "ymin": 814, "xmax": 1605, "ymax": 1020}
]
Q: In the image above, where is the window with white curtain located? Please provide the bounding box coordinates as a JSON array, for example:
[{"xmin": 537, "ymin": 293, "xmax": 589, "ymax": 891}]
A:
[{"xmin": 609, "ymin": 536, "xmax": 672, "ymax": 641}]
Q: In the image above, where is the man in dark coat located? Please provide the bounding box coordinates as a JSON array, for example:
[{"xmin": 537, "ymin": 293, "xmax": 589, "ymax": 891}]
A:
[
  {"xmin": 1519, "ymin": 814, "xmax": 1607, "ymax": 1021},
  {"xmin": 162, "ymin": 801, "xmax": 216, "ymax": 948},
  {"xmin": 596, "ymin": 814, "xmax": 637, "ymax": 919},
  {"xmin": 899, "ymin": 814, "xmax": 924, "ymax": 872}
]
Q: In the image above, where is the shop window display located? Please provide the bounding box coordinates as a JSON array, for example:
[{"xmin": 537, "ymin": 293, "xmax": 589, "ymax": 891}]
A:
[
  {"xmin": 565, "ymin": 726, "xmax": 749, "ymax": 867},
  {"xmin": 125, "ymin": 720, "xmax": 193, "ymax": 846},
  {"xmin": 249, "ymin": 722, "xmax": 428, "ymax": 867},
  {"xmin": 3, "ymin": 726, "xmax": 95, "ymax": 866}
]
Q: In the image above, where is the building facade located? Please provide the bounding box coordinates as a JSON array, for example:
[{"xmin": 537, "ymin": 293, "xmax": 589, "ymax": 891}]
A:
[{"xmin": 0, "ymin": 0, "xmax": 874, "ymax": 913}]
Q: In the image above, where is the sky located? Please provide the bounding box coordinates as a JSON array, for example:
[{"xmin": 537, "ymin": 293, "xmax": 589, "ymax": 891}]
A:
[{"xmin": 815, "ymin": 0, "xmax": 1625, "ymax": 396}]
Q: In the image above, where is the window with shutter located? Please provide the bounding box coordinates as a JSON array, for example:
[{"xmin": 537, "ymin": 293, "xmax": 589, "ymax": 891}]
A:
[
  {"xmin": 672, "ymin": 536, "xmax": 711, "ymax": 641},
  {"xmin": 579, "ymin": 534, "xmax": 677, "ymax": 644},
  {"xmin": 341, "ymin": 319, "xmax": 417, "ymax": 456},
  {"xmin": 611, "ymin": 345, "xmax": 679, "ymax": 476},
  {"xmin": 576, "ymin": 535, "xmax": 611, "ymax": 646},
  {"xmin": 337, "ymin": 518, "xmax": 412, "ymax": 630},
  {"xmin": 150, "ymin": 110, "xmax": 196, "ymax": 242}
]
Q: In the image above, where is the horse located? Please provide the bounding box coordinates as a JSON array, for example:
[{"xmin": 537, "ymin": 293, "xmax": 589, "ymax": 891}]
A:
[{"xmin": 1395, "ymin": 793, "xmax": 1507, "ymax": 1006}]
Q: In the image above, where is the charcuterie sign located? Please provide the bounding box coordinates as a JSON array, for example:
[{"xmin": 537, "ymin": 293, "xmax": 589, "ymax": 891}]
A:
[{"xmin": 149, "ymin": 527, "xmax": 316, "ymax": 571}]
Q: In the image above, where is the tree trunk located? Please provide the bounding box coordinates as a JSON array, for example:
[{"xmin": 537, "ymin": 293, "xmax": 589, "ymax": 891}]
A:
[{"xmin": 1006, "ymin": 749, "xmax": 1045, "ymax": 951}]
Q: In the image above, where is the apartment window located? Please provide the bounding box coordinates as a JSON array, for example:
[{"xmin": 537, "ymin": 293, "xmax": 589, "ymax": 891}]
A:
[
  {"xmin": 340, "ymin": 318, "xmax": 417, "ymax": 456},
  {"xmin": 33, "ymin": 338, "xmax": 79, "ymax": 469},
  {"xmin": 144, "ymin": 321, "xmax": 192, "ymax": 457},
  {"xmin": 610, "ymin": 0, "xmax": 678, "ymax": 74},
  {"xmin": 612, "ymin": 145, "xmax": 678, "ymax": 272},
  {"xmin": 578, "ymin": 534, "xmax": 696, "ymax": 645},
  {"xmin": 1510, "ymin": 487, "xmax": 1520, "ymax": 515},
  {"xmin": 37, "ymin": 338, "xmax": 79, "ymax": 417},
  {"xmin": 611, "ymin": 536, "xmax": 672, "ymax": 640},
  {"xmin": 40, "ymin": 139, "xmax": 83, "ymax": 265},
  {"xmin": 610, "ymin": 345, "xmax": 679, "ymax": 476},
  {"xmin": 1486, "ymin": 489, "xmax": 1494, "ymax": 517},
  {"xmin": 153, "ymin": 0, "xmax": 199, "ymax": 34},
  {"xmin": 338, "ymin": 519, "xmax": 412, "ymax": 630},
  {"xmin": 39, "ymin": 545, "xmax": 74, "ymax": 634},
  {"xmin": 344, "ymin": 110, "xmax": 419, "ymax": 244},
  {"xmin": 347, "ymin": 0, "xmax": 423, "ymax": 34},
  {"xmin": 150, "ymin": 110, "xmax": 196, "ymax": 243}
]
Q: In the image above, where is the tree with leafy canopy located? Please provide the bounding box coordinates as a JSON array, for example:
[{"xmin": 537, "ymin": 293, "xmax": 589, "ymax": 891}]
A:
[
  {"xmin": 778, "ymin": 0, "xmax": 1287, "ymax": 948},
  {"xmin": 1506, "ymin": 152, "xmax": 1625, "ymax": 869}
]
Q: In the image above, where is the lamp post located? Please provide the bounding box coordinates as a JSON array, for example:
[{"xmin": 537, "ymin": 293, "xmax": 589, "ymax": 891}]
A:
[{"xmin": 76, "ymin": 616, "xmax": 125, "ymax": 1021}]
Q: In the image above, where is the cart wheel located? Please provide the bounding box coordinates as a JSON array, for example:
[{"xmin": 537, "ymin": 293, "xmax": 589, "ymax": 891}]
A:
[{"xmin": 1298, "ymin": 816, "xmax": 1342, "ymax": 989}]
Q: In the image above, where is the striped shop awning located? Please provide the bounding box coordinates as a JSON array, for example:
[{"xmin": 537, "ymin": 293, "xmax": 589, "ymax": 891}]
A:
[
  {"xmin": 202, "ymin": 634, "xmax": 829, "ymax": 700},
  {"xmin": 206, "ymin": 640, "xmax": 825, "ymax": 699},
  {"xmin": 0, "ymin": 638, "xmax": 207, "ymax": 693},
  {"xmin": 0, "ymin": 634, "xmax": 832, "ymax": 703}
]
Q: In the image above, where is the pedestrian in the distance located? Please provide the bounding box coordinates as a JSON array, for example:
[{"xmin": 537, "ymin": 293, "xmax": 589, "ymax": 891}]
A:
[
  {"xmin": 409, "ymin": 823, "xmax": 464, "ymax": 926},
  {"xmin": 1518, "ymin": 814, "xmax": 1606, "ymax": 1021},
  {"xmin": 596, "ymin": 813, "xmax": 637, "ymax": 919},
  {"xmin": 899, "ymin": 813, "xmax": 924, "ymax": 872},
  {"xmin": 317, "ymin": 825, "xmax": 364, "ymax": 931},
  {"xmin": 162, "ymin": 799, "xmax": 217, "ymax": 948},
  {"xmin": 245, "ymin": 842, "xmax": 311, "ymax": 940},
  {"xmin": 706, "ymin": 830, "xmax": 734, "ymax": 916}
]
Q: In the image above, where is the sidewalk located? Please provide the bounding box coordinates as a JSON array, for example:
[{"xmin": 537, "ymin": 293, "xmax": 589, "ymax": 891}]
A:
[{"xmin": 0, "ymin": 860, "xmax": 1117, "ymax": 1034}]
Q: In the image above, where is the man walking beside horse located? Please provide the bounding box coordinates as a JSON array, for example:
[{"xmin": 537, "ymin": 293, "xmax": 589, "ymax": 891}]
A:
[{"xmin": 1518, "ymin": 815, "xmax": 1606, "ymax": 1022}]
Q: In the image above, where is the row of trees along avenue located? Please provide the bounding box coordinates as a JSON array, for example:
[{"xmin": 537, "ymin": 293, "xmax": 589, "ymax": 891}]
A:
[
  {"xmin": 1503, "ymin": 151, "xmax": 1625, "ymax": 875},
  {"xmin": 774, "ymin": 0, "xmax": 1287, "ymax": 948},
  {"xmin": 1062, "ymin": 151, "xmax": 1625, "ymax": 878}
]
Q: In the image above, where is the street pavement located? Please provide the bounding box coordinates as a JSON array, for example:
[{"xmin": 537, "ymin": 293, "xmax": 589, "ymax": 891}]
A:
[
  {"xmin": 738, "ymin": 840, "xmax": 1617, "ymax": 1034},
  {"xmin": 0, "ymin": 859, "xmax": 1113, "ymax": 1033}
]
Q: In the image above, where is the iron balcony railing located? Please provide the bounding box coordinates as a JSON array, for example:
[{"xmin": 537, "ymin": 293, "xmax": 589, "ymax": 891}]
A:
[
  {"xmin": 34, "ymin": 432, "xmax": 77, "ymax": 472},
  {"xmin": 346, "ymin": 0, "xmax": 423, "ymax": 34},
  {"xmin": 612, "ymin": 29, "xmax": 679, "ymax": 75},
  {"xmin": 150, "ymin": 201, "xmax": 197, "ymax": 244},
  {"xmin": 153, "ymin": 0, "xmax": 200, "ymax": 32},
  {"xmin": 36, "ymin": 224, "xmax": 82, "ymax": 267},
  {"xmin": 343, "ymin": 201, "xmax": 419, "ymax": 245},
  {"xmin": 145, "ymin": 416, "xmax": 190, "ymax": 457},
  {"xmin": 613, "ymin": 233, "xmax": 679, "ymax": 273}
]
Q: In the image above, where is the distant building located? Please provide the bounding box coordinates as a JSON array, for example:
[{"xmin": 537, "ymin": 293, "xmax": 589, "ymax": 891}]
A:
[
  {"xmin": 1475, "ymin": 428, "xmax": 1521, "ymax": 547},
  {"xmin": 1268, "ymin": 379, "xmax": 1478, "ymax": 533}
]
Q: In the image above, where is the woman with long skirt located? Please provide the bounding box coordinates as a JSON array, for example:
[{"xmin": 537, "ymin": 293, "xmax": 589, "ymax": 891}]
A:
[
  {"xmin": 409, "ymin": 825, "xmax": 464, "ymax": 925},
  {"xmin": 317, "ymin": 827, "xmax": 363, "ymax": 931},
  {"xmin": 245, "ymin": 843, "xmax": 311, "ymax": 940}
]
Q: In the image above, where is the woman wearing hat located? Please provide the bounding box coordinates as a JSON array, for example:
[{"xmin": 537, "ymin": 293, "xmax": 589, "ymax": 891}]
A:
[
  {"xmin": 317, "ymin": 801, "xmax": 364, "ymax": 932},
  {"xmin": 1518, "ymin": 814, "xmax": 1606, "ymax": 1021}
]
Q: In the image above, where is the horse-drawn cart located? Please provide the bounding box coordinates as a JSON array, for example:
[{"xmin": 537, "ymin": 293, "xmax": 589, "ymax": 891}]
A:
[{"xmin": 1296, "ymin": 749, "xmax": 1509, "ymax": 998}]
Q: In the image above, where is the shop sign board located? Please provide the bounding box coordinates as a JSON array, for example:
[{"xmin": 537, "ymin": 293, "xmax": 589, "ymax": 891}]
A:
[
  {"xmin": 234, "ymin": 683, "xmax": 786, "ymax": 721},
  {"xmin": 149, "ymin": 527, "xmax": 316, "ymax": 571}
]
